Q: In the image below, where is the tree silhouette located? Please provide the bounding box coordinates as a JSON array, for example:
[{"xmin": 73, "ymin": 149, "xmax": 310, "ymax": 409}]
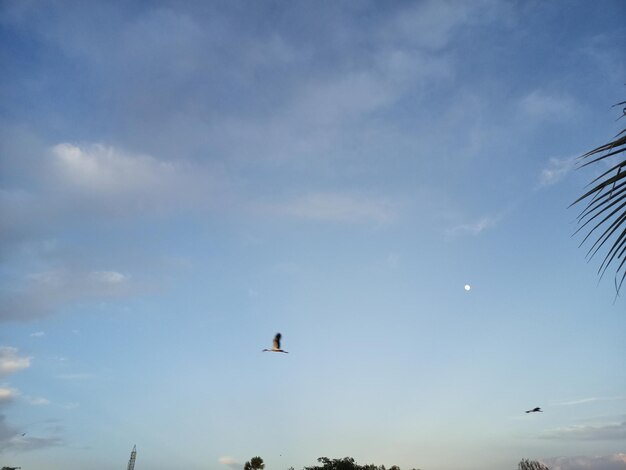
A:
[
  {"xmin": 518, "ymin": 458, "xmax": 550, "ymax": 470},
  {"xmin": 305, "ymin": 457, "xmax": 358, "ymax": 470},
  {"xmin": 303, "ymin": 456, "xmax": 416, "ymax": 470},
  {"xmin": 244, "ymin": 456, "xmax": 265, "ymax": 470},
  {"xmin": 573, "ymin": 100, "xmax": 626, "ymax": 295}
]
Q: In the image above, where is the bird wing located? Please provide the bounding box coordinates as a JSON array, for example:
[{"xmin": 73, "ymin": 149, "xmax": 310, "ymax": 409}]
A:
[{"xmin": 273, "ymin": 333, "xmax": 281, "ymax": 350}]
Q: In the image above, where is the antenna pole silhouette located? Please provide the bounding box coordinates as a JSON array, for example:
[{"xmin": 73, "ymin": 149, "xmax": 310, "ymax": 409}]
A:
[{"xmin": 127, "ymin": 445, "xmax": 137, "ymax": 470}]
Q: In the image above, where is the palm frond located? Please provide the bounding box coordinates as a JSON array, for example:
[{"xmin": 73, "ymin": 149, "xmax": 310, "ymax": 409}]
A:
[{"xmin": 572, "ymin": 100, "xmax": 626, "ymax": 296}]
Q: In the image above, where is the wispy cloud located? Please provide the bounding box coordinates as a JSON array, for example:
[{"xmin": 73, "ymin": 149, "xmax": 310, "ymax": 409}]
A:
[
  {"xmin": 445, "ymin": 215, "xmax": 497, "ymax": 238},
  {"xmin": 29, "ymin": 331, "xmax": 45, "ymax": 338},
  {"xmin": 555, "ymin": 396, "xmax": 626, "ymax": 406},
  {"xmin": 23, "ymin": 396, "xmax": 50, "ymax": 406},
  {"xmin": 0, "ymin": 268, "xmax": 133, "ymax": 322},
  {"xmin": 0, "ymin": 140, "xmax": 229, "ymax": 255},
  {"xmin": 264, "ymin": 191, "xmax": 398, "ymax": 225},
  {"xmin": 88, "ymin": 271, "xmax": 130, "ymax": 284},
  {"xmin": 542, "ymin": 453, "xmax": 626, "ymax": 470},
  {"xmin": 0, "ymin": 420, "xmax": 63, "ymax": 453},
  {"xmin": 0, "ymin": 414, "xmax": 19, "ymax": 450},
  {"xmin": 542, "ymin": 418, "xmax": 626, "ymax": 441},
  {"xmin": 0, "ymin": 388, "xmax": 48, "ymax": 409},
  {"xmin": 0, "ymin": 347, "xmax": 31, "ymax": 375},
  {"xmin": 47, "ymin": 142, "xmax": 228, "ymax": 214},
  {"xmin": 382, "ymin": 0, "xmax": 495, "ymax": 51},
  {"xmin": 0, "ymin": 387, "xmax": 17, "ymax": 404},
  {"xmin": 520, "ymin": 89, "xmax": 578, "ymax": 120},
  {"xmin": 55, "ymin": 373, "xmax": 95, "ymax": 380},
  {"xmin": 0, "ymin": 364, "xmax": 61, "ymax": 453},
  {"xmin": 219, "ymin": 456, "xmax": 242, "ymax": 469},
  {"xmin": 51, "ymin": 142, "xmax": 164, "ymax": 193},
  {"xmin": 537, "ymin": 156, "xmax": 577, "ymax": 188}
]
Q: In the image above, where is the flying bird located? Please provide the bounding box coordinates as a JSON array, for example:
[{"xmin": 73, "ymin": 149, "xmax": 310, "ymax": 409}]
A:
[
  {"xmin": 263, "ymin": 333, "xmax": 288, "ymax": 353},
  {"xmin": 525, "ymin": 407, "xmax": 543, "ymax": 413}
]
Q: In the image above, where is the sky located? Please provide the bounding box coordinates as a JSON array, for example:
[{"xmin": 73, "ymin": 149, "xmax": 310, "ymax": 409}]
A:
[{"xmin": 0, "ymin": 1, "xmax": 625, "ymax": 469}]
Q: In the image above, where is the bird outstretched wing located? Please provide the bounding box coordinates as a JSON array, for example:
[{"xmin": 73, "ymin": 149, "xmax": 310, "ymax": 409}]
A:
[
  {"xmin": 273, "ymin": 333, "xmax": 282, "ymax": 350},
  {"xmin": 525, "ymin": 407, "xmax": 542, "ymax": 413}
]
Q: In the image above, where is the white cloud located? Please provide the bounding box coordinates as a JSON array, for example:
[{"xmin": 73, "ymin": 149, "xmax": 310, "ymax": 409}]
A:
[
  {"xmin": 0, "ymin": 387, "xmax": 17, "ymax": 403},
  {"xmin": 0, "ymin": 347, "xmax": 31, "ymax": 376},
  {"xmin": 520, "ymin": 89, "xmax": 578, "ymax": 119},
  {"xmin": 0, "ymin": 416, "xmax": 63, "ymax": 453},
  {"xmin": 219, "ymin": 456, "xmax": 242, "ymax": 469},
  {"xmin": 581, "ymin": 34, "xmax": 626, "ymax": 86},
  {"xmin": 88, "ymin": 271, "xmax": 129, "ymax": 284},
  {"xmin": 24, "ymin": 396, "xmax": 50, "ymax": 406},
  {"xmin": 537, "ymin": 156, "xmax": 577, "ymax": 188},
  {"xmin": 542, "ymin": 419, "xmax": 626, "ymax": 441},
  {"xmin": 0, "ymin": 139, "xmax": 231, "ymax": 261},
  {"xmin": 48, "ymin": 143, "xmax": 226, "ymax": 212},
  {"xmin": 29, "ymin": 331, "xmax": 45, "ymax": 338},
  {"xmin": 51, "ymin": 142, "xmax": 175, "ymax": 194},
  {"xmin": 542, "ymin": 453, "xmax": 626, "ymax": 470},
  {"xmin": 0, "ymin": 188, "xmax": 51, "ymax": 250},
  {"xmin": 383, "ymin": 0, "xmax": 494, "ymax": 51},
  {"xmin": 556, "ymin": 396, "xmax": 626, "ymax": 406},
  {"xmin": 55, "ymin": 373, "xmax": 95, "ymax": 380},
  {"xmin": 267, "ymin": 192, "xmax": 397, "ymax": 224},
  {"xmin": 196, "ymin": 2, "xmax": 494, "ymax": 169},
  {"xmin": 1, "ymin": 268, "xmax": 133, "ymax": 322},
  {"xmin": 0, "ymin": 414, "xmax": 18, "ymax": 450},
  {"xmin": 0, "ymin": 352, "xmax": 57, "ymax": 454},
  {"xmin": 294, "ymin": 73, "xmax": 396, "ymax": 128},
  {"xmin": 445, "ymin": 216, "xmax": 497, "ymax": 238}
]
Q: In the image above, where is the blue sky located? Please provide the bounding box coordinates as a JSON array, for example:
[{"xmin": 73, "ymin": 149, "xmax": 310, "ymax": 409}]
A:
[{"xmin": 1, "ymin": 1, "xmax": 625, "ymax": 469}]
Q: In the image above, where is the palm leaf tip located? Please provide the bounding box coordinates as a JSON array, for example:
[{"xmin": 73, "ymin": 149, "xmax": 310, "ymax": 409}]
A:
[{"xmin": 574, "ymin": 98, "xmax": 626, "ymax": 296}]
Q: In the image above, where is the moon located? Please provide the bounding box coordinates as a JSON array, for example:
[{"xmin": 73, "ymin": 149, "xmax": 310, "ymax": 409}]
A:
[{"xmin": 464, "ymin": 284, "xmax": 471, "ymax": 291}]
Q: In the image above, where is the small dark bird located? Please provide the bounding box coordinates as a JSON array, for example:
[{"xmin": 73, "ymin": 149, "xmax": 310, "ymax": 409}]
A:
[
  {"xmin": 21, "ymin": 432, "xmax": 26, "ymax": 436},
  {"xmin": 525, "ymin": 407, "xmax": 543, "ymax": 413},
  {"xmin": 262, "ymin": 333, "xmax": 288, "ymax": 353}
]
